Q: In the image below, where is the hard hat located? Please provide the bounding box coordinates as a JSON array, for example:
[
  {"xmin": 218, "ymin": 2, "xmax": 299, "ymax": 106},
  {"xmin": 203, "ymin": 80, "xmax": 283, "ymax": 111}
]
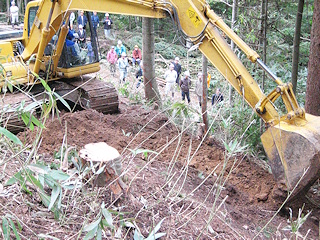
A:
[
  {"xmin": 79, "ymin": 24, "xmax": 83, "ymax": 29},
  {"xmin": 118, "ymin": 40, "xmax": 122, "ymax": 45},
  {"xmin": 121, "ymin": 52, "xmax": 126, "ymax": 57},
  {"xmin": 175, "ymin": 57, "xmax": 179, "ymax": 61},
  {"xmin": 184, "ymin": 71, "xmax": 190, "ymax": 77},
  {"xmin": 134, "ymin": 45, "xmax": 138, "ymax": 48},
  {"xmin": 111, "ymin": 46, "xmax": 115, "ymax": 48},
  {"xmin": 170, "ymin": 64, "xmax": 174, "ymax": 68},
  {"xmin": 105, "ymin": 13, "xmax": 109, "ymax": 17},
  {"xmin": 198, "ymin": 72, "xmax": 202, "ymax": 77}
]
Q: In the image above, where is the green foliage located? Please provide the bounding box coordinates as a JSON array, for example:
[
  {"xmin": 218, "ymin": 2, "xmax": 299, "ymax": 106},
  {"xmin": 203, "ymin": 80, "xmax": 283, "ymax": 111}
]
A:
[
  {"xmin": 210, "ymin": 97, "xmax": 264, "ymax": 157},
  {"xmin": 129, "ymin": 148, "xmax": 158, "ymax": 160},
  {"xmin": 133, "ymin": 218, "xmax": 166, "ymax": 240},
  {"xmin": 5, "ymin": 163, "xmax": 74, "ymax": 219},
  {"xmin": 165, "ymin": 101, "xmax": 197, "ymax": 119},
  {"xmin": 155, "ymin": 40, "xmax": 187, "ymax": 59},
  {"xmin": 83, "ymin": 202, "xmax": 116, "ymax": 240},
  {"xmin": 118, "ymin": 82, "xmax": 130, "ymax": 97},
  {"xmin": 0, "ymin": 127, "xmax": 22, "ymax": 145},
  {"xmin": 38, "ymin": 77, "xmax": 71, "ymax": 119},
  {"xmin": 1, "ymin": 215, "xmax": 22, "ymax": 240},
  {"xmin": 282, "ymin": 205, "xmax": 311, "ymax": 239}
]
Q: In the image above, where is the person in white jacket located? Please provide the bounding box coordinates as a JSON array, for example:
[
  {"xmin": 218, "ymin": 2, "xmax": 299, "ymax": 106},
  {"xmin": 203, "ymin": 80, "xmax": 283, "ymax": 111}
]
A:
[
  {"xmin": 195, "ymin": 72, "xmax": 203, "ymax": 106},
  {"xmin": 10, "ymin": 1, "xmax": 19, "ymax": 29},
  {"xmin": 164, "ymin": 64, "xmax": 177, "ymax": 101},
  {"xmin": 69, "ymin": 11, "xmax": 75, "ymax": 30},
  {"xmin": 118, "ymin": 52, "xmax": 129, "ymax": 83}
]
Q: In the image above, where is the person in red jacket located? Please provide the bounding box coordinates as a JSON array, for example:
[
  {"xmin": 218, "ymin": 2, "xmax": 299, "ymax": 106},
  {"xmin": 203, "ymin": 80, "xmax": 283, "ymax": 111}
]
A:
[
  {"xmin": 107, "ymin": 46, "xmax": 118, "ymax": 76},
  {"xmin": 132, "ymin": 45, "xmax": 142, "ymax": 66}
]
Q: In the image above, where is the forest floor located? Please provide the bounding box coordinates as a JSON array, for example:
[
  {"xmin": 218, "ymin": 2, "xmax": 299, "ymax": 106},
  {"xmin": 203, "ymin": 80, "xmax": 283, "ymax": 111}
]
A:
[{"xmin": 0, "ymin": 24, "xmax": 319, "ymax": 239}]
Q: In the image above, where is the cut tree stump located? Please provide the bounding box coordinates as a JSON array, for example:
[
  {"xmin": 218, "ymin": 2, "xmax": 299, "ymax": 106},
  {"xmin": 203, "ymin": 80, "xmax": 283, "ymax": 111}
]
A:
[{"xmin": 79, "ymin": 142, "xmax": 127, "ymax": 195}]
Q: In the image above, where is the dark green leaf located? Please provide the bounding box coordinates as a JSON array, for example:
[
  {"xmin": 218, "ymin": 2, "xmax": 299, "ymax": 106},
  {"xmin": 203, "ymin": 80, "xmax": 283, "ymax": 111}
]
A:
[
  {"xmin": 0, "ymin": 127, "xmax": 22, "ymax": 145},
  {"xmin": 40, "ymin": 78, "xmax": 52, "ymax": 92},
  {"xmin": 2, "ymin": 217, "xmax": 10, "ymax": 240},
  {"xmin": 9, "ymin": 218, "xmax": 21, "ymax": 240},
  {"xmin": 53, "ymin": 92, "xmax": 71, "ymax": 112}
]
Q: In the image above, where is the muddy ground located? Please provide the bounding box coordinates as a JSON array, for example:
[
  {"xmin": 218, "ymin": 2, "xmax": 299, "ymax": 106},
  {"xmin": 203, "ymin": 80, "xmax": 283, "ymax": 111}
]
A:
[{"xmin": 0, "ymin": 63, "xmax": 317, "ymax": 239}]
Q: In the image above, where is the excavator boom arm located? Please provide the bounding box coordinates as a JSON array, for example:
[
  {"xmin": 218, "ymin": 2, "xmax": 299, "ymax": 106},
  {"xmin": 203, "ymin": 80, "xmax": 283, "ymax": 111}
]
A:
[{"xmin": 23, "ymin": 0, "xmax": 302, "ymax": 124}]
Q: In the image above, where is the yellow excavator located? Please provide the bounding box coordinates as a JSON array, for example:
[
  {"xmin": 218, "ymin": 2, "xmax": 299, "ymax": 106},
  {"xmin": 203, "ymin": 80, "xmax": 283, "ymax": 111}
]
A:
[{"xmin": 1, "ymin": 0, "xmax": 319, "ymax": 200}]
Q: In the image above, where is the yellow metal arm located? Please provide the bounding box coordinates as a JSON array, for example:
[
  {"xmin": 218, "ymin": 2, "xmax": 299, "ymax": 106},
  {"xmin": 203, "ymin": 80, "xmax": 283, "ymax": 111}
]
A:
[
  {"xmin": 22, "ymin": 0, "xmax": 304, "ymax": 125},
  {"xmin": 22, "ymin": 0, "xmax": 167, "ymax": 61},
  {"xmin": 166, "ymin": 0, "xmax": 305, "ymax": 125}
]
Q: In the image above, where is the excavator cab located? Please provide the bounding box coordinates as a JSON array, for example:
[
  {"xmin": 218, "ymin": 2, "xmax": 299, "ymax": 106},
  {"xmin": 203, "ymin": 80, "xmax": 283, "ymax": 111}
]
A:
[{"xmin": 57, "ymin": 12, "xmax": 99, "ymax": 69}]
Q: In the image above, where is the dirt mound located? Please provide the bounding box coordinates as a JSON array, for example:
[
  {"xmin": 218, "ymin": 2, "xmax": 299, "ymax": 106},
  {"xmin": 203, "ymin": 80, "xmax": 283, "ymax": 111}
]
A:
[
  {"xmin": 16, "ymin": 97, "xmax": 319, "ymax": 238},
  {"xmin": 20, "ymin": 101, "xmax": 279, "ymax": 204}
]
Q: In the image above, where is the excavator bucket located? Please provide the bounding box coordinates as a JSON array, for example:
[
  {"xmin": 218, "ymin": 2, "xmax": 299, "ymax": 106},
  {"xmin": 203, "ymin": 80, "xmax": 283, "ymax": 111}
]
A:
[{"xmin": 261, "ymin": 113, "xmax": 320, "ymax": 199}]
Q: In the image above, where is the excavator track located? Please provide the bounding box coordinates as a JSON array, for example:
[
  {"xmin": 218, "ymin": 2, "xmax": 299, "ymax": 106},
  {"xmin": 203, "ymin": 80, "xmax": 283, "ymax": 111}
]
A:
[
  {"xmin": 66, "ymin": 76, "xmax": 119, "ymax": 114},
  {"xmin": 0, "ymin": 77, "xmax": 119, "ymax": 133}
]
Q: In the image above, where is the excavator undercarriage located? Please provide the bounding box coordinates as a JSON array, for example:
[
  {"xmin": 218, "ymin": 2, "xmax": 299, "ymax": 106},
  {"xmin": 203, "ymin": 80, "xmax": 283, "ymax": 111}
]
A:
[{"xmin": 0, "ymin": 77, "xmax": 118, "ymax": 133}]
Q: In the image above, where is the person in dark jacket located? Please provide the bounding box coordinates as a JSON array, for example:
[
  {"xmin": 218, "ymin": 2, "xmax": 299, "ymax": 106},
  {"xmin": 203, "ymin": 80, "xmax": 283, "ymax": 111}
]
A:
[
  {"xmin": 212, "ymin": 88, "xmax": 224, "ymax": 105},
  {"xmin": 136, "ymin": 61, "xmax": 144, "ymax": 88},
  {"xmin": 180, "ymin": 71, "xmax": 192, "ymax": 103},
  {"xmin": 77, "ymin": 24, "xmax": 86, "ymax": 47},
  {"xmin": 103, "ymin": 13, "xmax": 113, "ymax": 39},
  {"xmin": 91, "ymin": 11, "xmax": 99, "ymax": 36},
  {"xmin": 172, "ymin": 57, "xmax": 182, "ymax": 85},
  {"xmin": 77, "ymin": 10, "xmax": 88, "ymax": 29}
]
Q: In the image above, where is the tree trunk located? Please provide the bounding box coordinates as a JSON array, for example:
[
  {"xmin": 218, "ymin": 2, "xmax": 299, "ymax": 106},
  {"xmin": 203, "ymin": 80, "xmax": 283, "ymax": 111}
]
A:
[
  {"xmin": 291, "ymin": 0, "xmax": 304, "ymax": 94},
  {"xmin": 261, "ymin": 0, "xmax": 268, "ymax": 92},
  {"xmin": 305, "ymin": 0, "xmax": 320, "ymax": 115},
  {"xmin": 128, "ymin": 16, "xmax": 131, "ymax": 30},
  {"xmin": 202, "ymin": 55, "xmax": 209, "ymax": 133},
  {"xmin": 260, "ymin": 0, "xmax": 268, "ymax": 134},
  {"xmin": 229, "ymin": 0, "xmax": 238, "ymax": 105},
  {"xmin": 17, "ymin": 0, "xmax": 21, "ymax": 16},
  {"xmin": 142, "ymin": 17, "xmax": 161, "ymax": 105},
  {"xmin": 7, "ymin": 0, "xmax": 10, "ymax": 23}
]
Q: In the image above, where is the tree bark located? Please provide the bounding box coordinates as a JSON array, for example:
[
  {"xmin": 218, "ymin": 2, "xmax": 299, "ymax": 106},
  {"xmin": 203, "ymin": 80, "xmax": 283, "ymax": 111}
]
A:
[
  {"xmin": 305, "ymin": 0, "xmax": 320, "ymax": 115},
  {"xmin": 202, "ymin": 55, "xmax": 209, "ymax": 133},
  {"xmin": 260, "ymin": 0, "xmax": 268, "ymax": 134},
  {"xmin": 229, "ymin": 0, "xmax": 238, "ymax": 105},
  {"xmin": 7, "ymin": 0, "xmax": 10, "ymax": 23},
  {"xmin": 261, "ymin": 0, "xmax": 268, "ymax": 92},
  {"xmin": 142, "ymin": 17, "xmax": 161, "ymax": 105},
  {"xmin": 17, "ymin": 0, "xmax": 21, "ymax": 16},
  {"xmin": 291, "ymin": 0, "xmax": 304, "ymax": 94}
]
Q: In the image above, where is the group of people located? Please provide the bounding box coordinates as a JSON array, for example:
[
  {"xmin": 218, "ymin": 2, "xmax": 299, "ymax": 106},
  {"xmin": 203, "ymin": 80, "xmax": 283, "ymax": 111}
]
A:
[
  {"xmin": 68, "ymin": 10, "xmax": 113, "ymax": 39},
  {"xmin": 107, "ymin": 41, "xmax": 143, "ymax": 84},
  {"xmin": 10, "ymin": 1, "xmax": 223, "ymax": 105},
  {"xmin": 164, "ymin": 58, "xmax": 224, "ymax": 106}
]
